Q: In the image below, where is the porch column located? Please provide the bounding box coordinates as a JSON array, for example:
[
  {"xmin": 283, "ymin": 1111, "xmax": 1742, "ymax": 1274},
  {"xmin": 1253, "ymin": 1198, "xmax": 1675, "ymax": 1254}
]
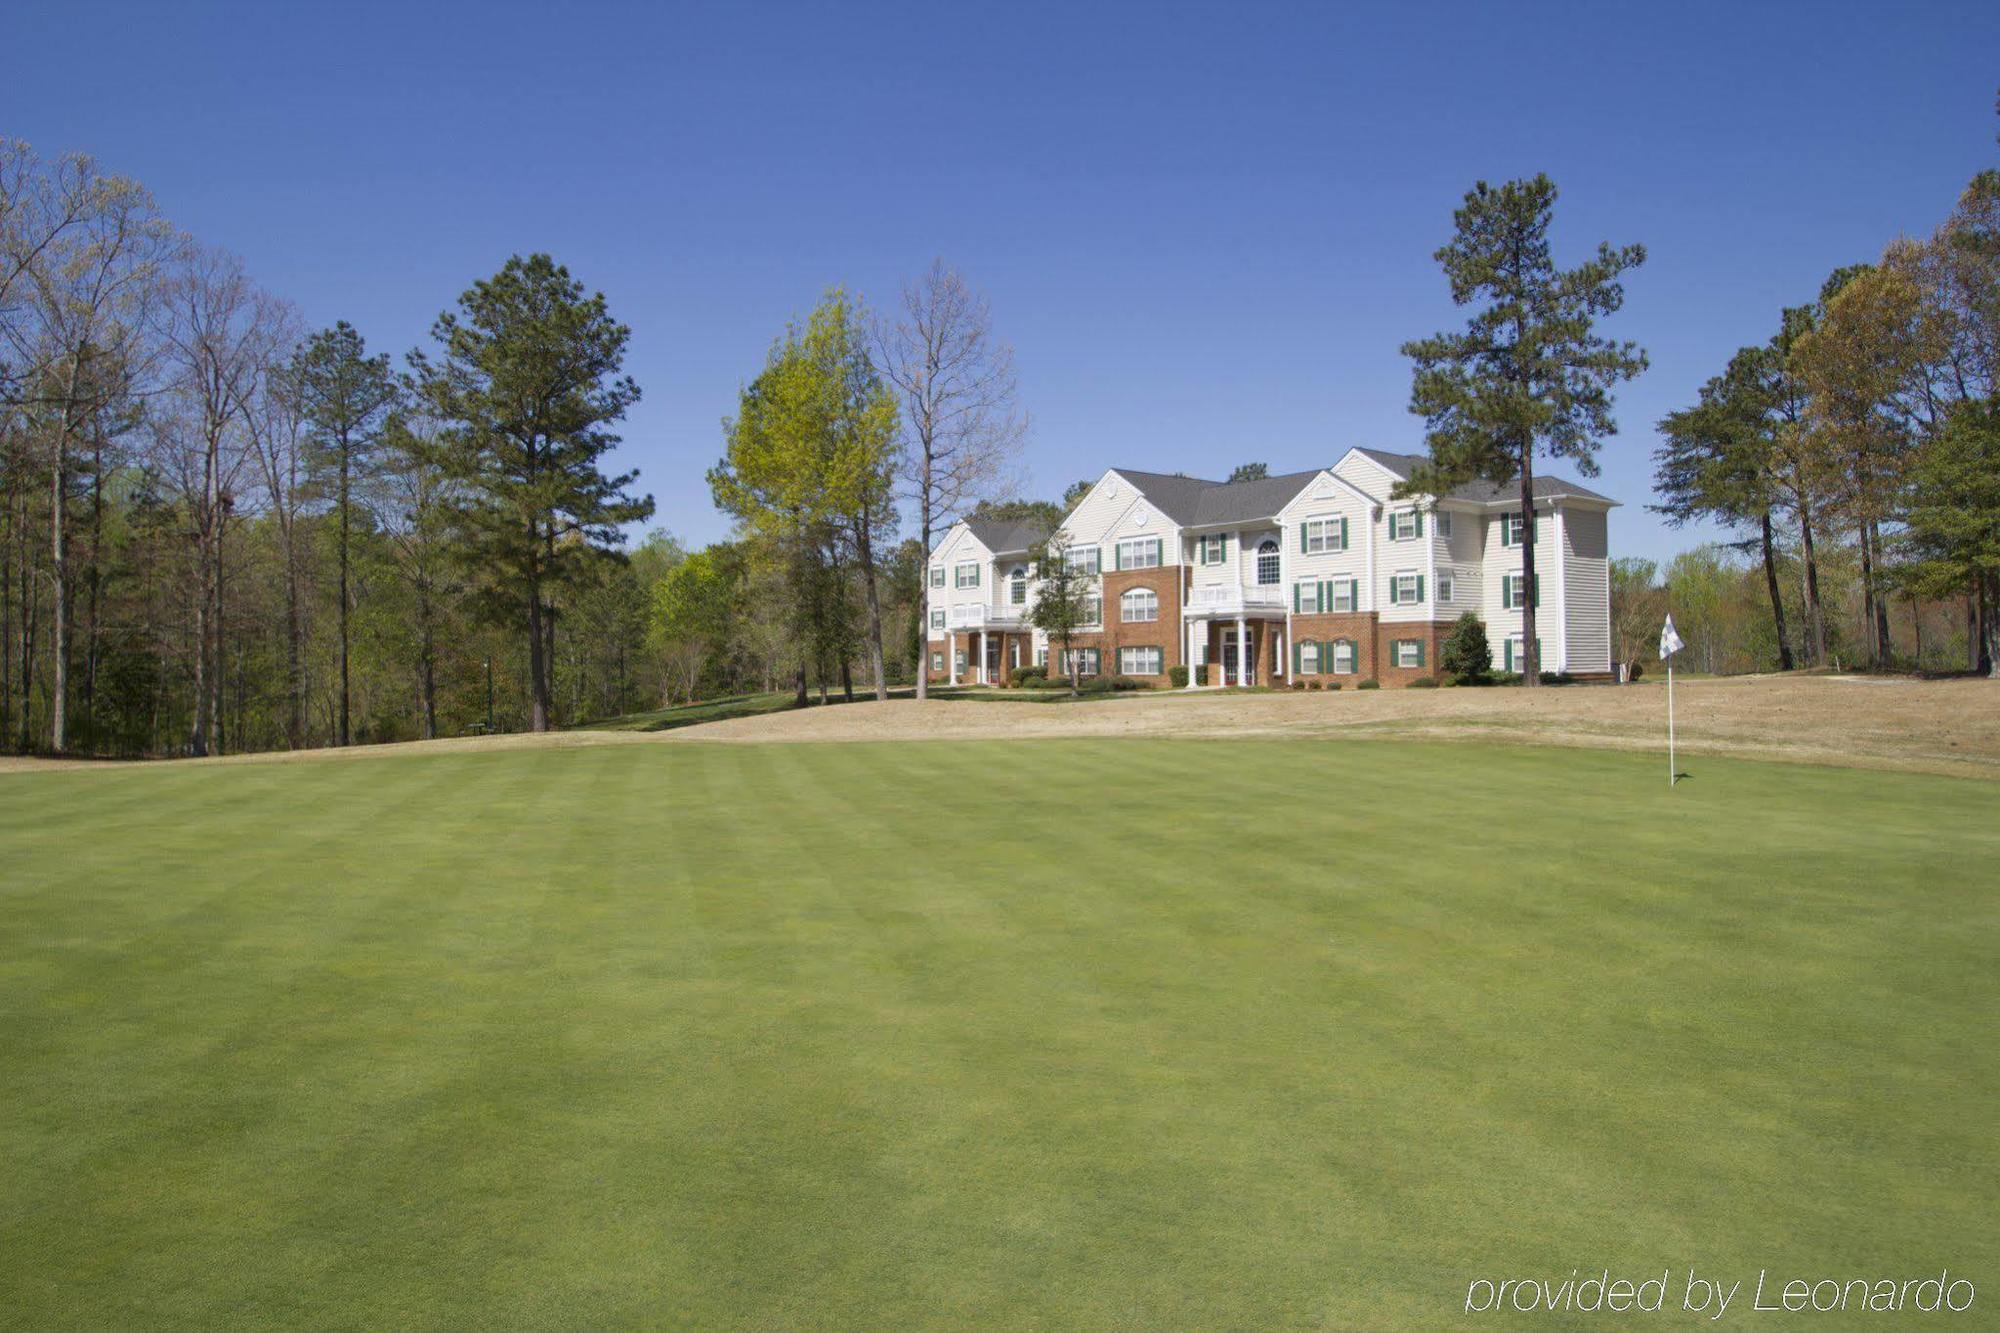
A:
[
  {"xmin": 979, "ymin": 628, "xmax": 989, "ymax": 685},
  {"xmin": 1184, "ymin": 617, "xmax": 1198, "ymax": 689},
  {"xmin": 949, "ymin": 632, "xmax": 959, "ymax": 685},
  {"xmin": 1235, "ymin": 616, "xmax": 1247, "ymax": 688}
]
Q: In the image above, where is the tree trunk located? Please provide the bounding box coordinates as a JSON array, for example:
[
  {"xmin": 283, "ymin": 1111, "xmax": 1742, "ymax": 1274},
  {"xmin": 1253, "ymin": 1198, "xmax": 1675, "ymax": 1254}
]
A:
[
  {"xmin": 526, "ymin": 571, "xmax": 550, "ymax": 733},
  {"xmin": 417, "ymin": 581, "xmax": 437, "ymax": 741},
  {"xmin": 1969, "ymin": 593, "xmax": 1981, "ymax": 673},
  {"xmin": 1982, "ymin": 574, "xmax": 1998, "ymax": 679},
  {"xmin": 1869, "ymin": 522, "xmax": 1891, "ymax": 665},
  {"xmin": 794, "ymin": 661, "xmax": 808, "ymax": 708},
  {"xmin": 915, "ymin": 479, "xmax": 931, "ymax": 702},
  {"xmin": 1798, "ymin": 505, "xmax": 1827, "ymax": 666},
  {"xmin": 337, "ymin": 443, "xmax": 351, "ymax": 746},
  {"xmin": 1517, "ymin": 451, "xmax": 1539, "ymax": 688},
  {"xmin": 1758, "ymin": 509, "xmax": 1794, "ymax": 672},
  {"xmin": 840, "ymin": 658, "xmax": 854, "ymax": 703},
  {"xmin": 853, "ymin": 514, "xmax": 888, "ymax": 701},
  {"xmin": 84, "ymin": 442, "xmax": 105, "ymax": 747},
  {"xmin": 1858, "ymin": 521, "xmax": 1879, "ymax": 667},
  {"xmin": 49, "ymin": 420, "xmax": 68, "ymax": 752}
]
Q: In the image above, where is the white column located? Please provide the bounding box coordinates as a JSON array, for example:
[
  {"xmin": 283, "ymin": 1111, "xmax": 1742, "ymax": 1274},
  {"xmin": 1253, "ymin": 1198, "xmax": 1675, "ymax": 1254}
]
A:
[
  {"xmin": 1185, "ymin": 618, "xmax": 1198, "ymax": 689},
  {"xmin": 979, "ymin": 628, "xmax": 989, "ymax": 685},
  {"xmin": 1235, "ymin": 616, "xmax": 1247, "ymax": 688},
  {"xmin": 949, "ymin": 632, "xmax": 959, "ymax": 685}
]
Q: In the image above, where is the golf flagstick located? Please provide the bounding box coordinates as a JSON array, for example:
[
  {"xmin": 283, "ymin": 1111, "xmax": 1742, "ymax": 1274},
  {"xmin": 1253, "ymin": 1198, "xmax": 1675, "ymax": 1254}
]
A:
[{"xmin": 1659, "ymin": 614, "xmax": 1684, "ymax": 787}]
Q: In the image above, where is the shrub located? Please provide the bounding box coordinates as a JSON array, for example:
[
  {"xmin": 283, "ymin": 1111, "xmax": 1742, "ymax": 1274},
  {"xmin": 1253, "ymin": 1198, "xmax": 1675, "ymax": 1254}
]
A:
[
  {"xmin": 1441, "ymin": 612, "xmax": 1492, "ymax": 684},
  {"xmin": 1167, "ymin": 665, "xmax": 1188, "ymax": 688},
  {"xmin": 1539, "ymin": 671, "xmax": 1575, "ymax": 686},
  {"xmin": 1010, "ymin": 665, "xmax": 1046, "ymax": 688},
  {"xmin": 1307, "ymin": 679, "xmax": 1322, "ymax": 690},
  {"xmin": 1326, "ymin": 681, "xmax": 1342, "ymax": 690},
  {"xmin": 1291, "ymin": 680, "xmax": 1306, "ymax": 690},
  {"xmin": 1408, "ymin": 677, "xmax": 1438, "ymax": 689},
  {"xmin": 1194, "ymin": 664, "xmax": 1209, "ymax": 686},
  {"xmin": 1628, "ymin": 661, "xmax": 1645, "ymax": 682},
  {"xmin": 1357, "ymin": 678, "xmax": 1380, "ymax": 690}
]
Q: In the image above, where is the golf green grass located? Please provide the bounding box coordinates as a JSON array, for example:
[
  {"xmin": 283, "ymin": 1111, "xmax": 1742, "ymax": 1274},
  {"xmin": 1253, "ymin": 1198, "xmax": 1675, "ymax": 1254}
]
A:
[{"xmin": 3, "ymin": 739, "xmax": 1994, "ymax": 1327}]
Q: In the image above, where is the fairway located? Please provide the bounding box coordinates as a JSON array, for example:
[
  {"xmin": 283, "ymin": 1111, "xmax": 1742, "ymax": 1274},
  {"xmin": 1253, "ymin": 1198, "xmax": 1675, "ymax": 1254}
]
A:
[{"xmin": 3, "ymin": 739, "xmax": 1995, "ymax": 1327}]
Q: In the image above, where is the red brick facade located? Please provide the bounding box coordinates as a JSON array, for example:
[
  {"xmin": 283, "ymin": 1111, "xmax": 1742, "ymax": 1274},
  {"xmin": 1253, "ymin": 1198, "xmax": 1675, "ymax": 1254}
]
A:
[{"xmin": 1098, "ymin": 565, "xmax": 1186, "ymax": 680}]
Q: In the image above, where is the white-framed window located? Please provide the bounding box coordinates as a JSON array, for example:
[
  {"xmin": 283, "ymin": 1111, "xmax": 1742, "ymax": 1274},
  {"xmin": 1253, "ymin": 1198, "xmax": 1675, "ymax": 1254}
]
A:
[
  {"xmin": 929, "ymin": 565, "xmax": 945, "ymax": 588},
  {"xmin": 1300, "ymin": 640, "xmax": 1321, "ymax": 673},
  {"xmin": 1295, "ymin": 580, "xmax": 1321, "ymax": 613},
  {"xmin": 1197, "ymin": 534, "xmax": 1229, "ymax": 566},
  {"xmin": 1436, "ymin": 511, "xmax": 1453, "ymax": 538},
  {"xmin": 1115, "ymin": 536, "xmax": 1162, "ymax": 570},
  {"xmin": 1121, "ymin": 588, "xmax": 1159, "ymax": 622},
  {"xmin": 1503, "ymin": 636, "xmax": 1544, "ymax": 673},
  {"xmin": 931, "ymin": 651, "xmax": 944, "ymax": 672},
  {"xmin": 1080, "ymin": 595, "xmax": 1102, "ymax": 625},
  {"xmin": 1332, "ymin": 639, "xmax": 1356, "ymax": 674},
  {"xmin": 1390, "ymin": 572, "xmax": 1424, "ymax": 605},
  {"xmin": 929, "ymin": 609, "xmax": 946, "ymax": 631},
  {"xmin": 1332, "ymin": 580, "xmax": 1356, "ymax": 613},
  {"xmin": 954, "ymin": 561, "xmax": 981, "ymax": 589},
  {"xmin": 1009, "ymin": 565, "xmax": 1028, "ymax": 605},
  {"xmin": 1011, "ymin": 642, "xmax": 1021, "ymax": 667},
  {"xmin": 1061, "ymin": 647, "xmax": 1100, "ymax": 676},
  {"xmin": 1034, "ymin": 644, "xmax": 1047, "ymax": 667},
  {"xmin": 1256, "ymin": 539, "xmax": 1279, "ymax": 585},
  {"xmin": 1393, "ymin": 638, "xmax": 1425, "ymax": 669},
  {"xmin": 1389, "ymin": 509, "xmax": 1424, "ymax": 541},
  {"xmin": 1064, "ymin": 544, "xmax": 1100, "ymax": 576},
  {"xmin": 1502, "ymin": 573, "xmax": 1538, "ymax": 609},
  {"xmin": 1500, "ymin": 512, "xmax": 1538, "ymax": 547},
  {"xmin": 1301, "ymin": 517, "xmax": 1344, "ymax": 554},
  {"xmin": 954, "ymin": 649, "xmax": 967, "ymax": 671},
  {"xmin": 1118, "ymin": 645, "xmax": 1163, "ymax": 676},
  {"xmin": 1436, "ymin": 575, "xmax": 1454, "ymax": 603}
]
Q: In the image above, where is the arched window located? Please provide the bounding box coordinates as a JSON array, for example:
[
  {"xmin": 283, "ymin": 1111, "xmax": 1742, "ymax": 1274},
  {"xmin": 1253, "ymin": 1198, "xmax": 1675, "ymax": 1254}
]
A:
[
  {"xmin": 1009, "ymin": 565, "xmax": 1028, "ymax": 605},
  {"xmin": 1332, "ymin": 639, "xmax": 1356, "ymax": 674},
  {"xmin": 1256, "ymin": 538, "xmax": 1280, "ymax": 586},
  {"xmin": 1121, "ymin": 588, "xmax": 1159, "ymax": 623}
]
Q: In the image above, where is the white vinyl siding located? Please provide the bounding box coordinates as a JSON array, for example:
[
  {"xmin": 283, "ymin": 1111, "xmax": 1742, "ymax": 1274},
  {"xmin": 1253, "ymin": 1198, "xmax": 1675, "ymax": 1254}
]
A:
[
  {"xmin": 1118, "ymin": 645, "xmax": 1163, "ymax": 676},
  {"xmin": 1561, "ymin": 506, "xmax": 1610, "ymax": 672}
]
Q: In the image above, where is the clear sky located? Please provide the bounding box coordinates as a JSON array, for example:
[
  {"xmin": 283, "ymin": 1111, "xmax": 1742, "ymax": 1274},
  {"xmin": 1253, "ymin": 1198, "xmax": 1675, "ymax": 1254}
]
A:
[{"xmin": 7, "ymin": 1, "xmax": 1998, "ymax": 562}]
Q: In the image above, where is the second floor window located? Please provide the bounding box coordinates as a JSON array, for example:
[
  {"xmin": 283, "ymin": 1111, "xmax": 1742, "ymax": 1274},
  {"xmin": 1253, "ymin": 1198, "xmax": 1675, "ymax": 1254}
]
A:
[
  {"xmin": 1390, "ymin": 573, "xmax": 1424, "ymax": 605},
  {"xmin": 929, "ymin": 609, "xmax": 946, "ymax": 631},
  {"xmin": 1121, "ymin": 588, "xmax": 1158, "ymax": 622},
  {"xmin": 1197, "ymin": 534, "xmax": 1228, "ymax": 565},
  {"xmin": 1389, "ymin": 509, "xmax": 1423, "ymax": 541},
  {"xmin": 1501, "ymin": 512, "xmax": 1538, "ymax": 546},
  {"xmin": 955, "ymin": 562, "xmax": 981, "ymax": 589},
  {"xmin": 1301, "ymin": 517, "xmax": 1345, "ymax": 554},
  {"xmin": 1080, "ymin": 595, "xmax": 1103, "ymax": 625},
  {"xmin": 1064, "ymin": 545, "xmax": 1101, "ymax": 576},
  {"xmin": 929, "ymin": 565, "xmax": 945, "ymax": 588},
  {"xmin": 1009, "ymin": 566, "xmax": 1028, "ymax": 605},
  {"xmin": 1115, "ymin": 536, "xmax": 1162, "ymax": 570},
  {"xmin": 1256, "ymin": 539, "xmax": 1279, "ymax": 585}
]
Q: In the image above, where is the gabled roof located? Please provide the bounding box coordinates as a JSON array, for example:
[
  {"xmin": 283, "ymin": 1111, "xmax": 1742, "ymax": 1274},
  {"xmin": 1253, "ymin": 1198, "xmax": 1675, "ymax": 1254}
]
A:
[
  {"xmin": 1107, "ymin": 468, "xmax": 1323, "ymax": 530},
  {"xmin": 960, "ymin": 515, "xmax": 1041, "ymax": 556},
  {"xmin": 1350, "ymin": 448, "xmax": 1616, "ymax": 505}
]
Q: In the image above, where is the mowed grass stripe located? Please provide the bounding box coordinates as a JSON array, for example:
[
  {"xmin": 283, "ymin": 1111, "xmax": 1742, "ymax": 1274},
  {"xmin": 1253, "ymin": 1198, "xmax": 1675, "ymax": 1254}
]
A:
[{"xmin": 0, "ymin": 738, "xmax": 1993, "ymax": 1328}]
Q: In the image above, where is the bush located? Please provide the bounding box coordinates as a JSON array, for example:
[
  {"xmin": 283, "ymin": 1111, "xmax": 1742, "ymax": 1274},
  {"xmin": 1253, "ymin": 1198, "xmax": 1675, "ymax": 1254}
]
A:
[
  {"xmin": 1539, "ymin": 671, "xmax": 1575, "ymax": 686},
  {"xmin": 1167, "ymin": 665, "xmax": 1188, "ymax": 688},
  {"xmin": 1326, "ymin": 681, "xmax": 1342, "ymax": 690},
  {"xmin": 1627, "ymin": 661, "xmax": 1645, "ymax": 682},
  {"xmin": 1010, "ymin": 665, "xmax": 1046, "ymax": 688},
  {"xmin": 1441, "ymin": 612, "xmax": 1492, "ymax": 684},
  {"xmin": 1357, "ymin": 678, "xmax": 1380, "ymax": 690},
  {"xmin": 1408, "ymin": 677, "xmax": 1438, "ymax": 689},
  {"xmin": 1079, "ymin": 674, "xmax": 1147, "ymax": 694},
  {"xmin": 1291, "ymin": 680, "xmax": 1307, "ymax": 690},
  {"xmin": 1307, "ymin": 679, "xmax": 1322, "ymax": 690},
  {"xmin": 1194, "ymin": 664, "xmax": 1209, "ymax": 686}
]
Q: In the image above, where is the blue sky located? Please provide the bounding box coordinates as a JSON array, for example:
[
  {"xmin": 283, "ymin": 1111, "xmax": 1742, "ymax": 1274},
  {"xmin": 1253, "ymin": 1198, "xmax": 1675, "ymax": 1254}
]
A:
[{"xmin": 7, "ymin": 1, "xmax": 1997, "ymax": 562}]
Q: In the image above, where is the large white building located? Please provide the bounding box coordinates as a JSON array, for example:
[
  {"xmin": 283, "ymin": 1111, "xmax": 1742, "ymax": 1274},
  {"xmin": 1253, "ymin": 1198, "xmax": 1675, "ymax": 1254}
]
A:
[{"xmin": 924, "ymin": 447, "xmax": 1616, "ymax": 687}]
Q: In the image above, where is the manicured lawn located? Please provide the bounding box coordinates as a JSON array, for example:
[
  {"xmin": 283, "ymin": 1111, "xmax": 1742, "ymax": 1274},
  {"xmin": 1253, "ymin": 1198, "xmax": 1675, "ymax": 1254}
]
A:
[{"xmin": 2, "ymin": 739, "xmax": 1994, "ymax": 1327}]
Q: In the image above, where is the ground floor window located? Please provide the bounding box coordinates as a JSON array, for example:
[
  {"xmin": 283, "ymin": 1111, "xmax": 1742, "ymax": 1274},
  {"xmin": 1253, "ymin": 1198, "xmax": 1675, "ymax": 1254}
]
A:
[
  {"xmin": 954, "ymin": 650, "xmax": 967, "ymax": 673},
  {"xmin": 1011, "ymin": 642, "xmax": 1021, "ymax": 668},
  {"xmin": 1034, "ymin": 645, "xmax": 1047, "ymax": 667},
  {"xmin": 1118, "ymin": 645, "xmax": 1163, "ymax": 676},
  {"xmin": 1504, "ymin": 637, "xmax": 1544, "ymax": 673},
  {"xmin": 1061, "ymin": 648, "xmax": 1101, "ymax": 677},
  {"xmin": 1333, "ymin": 639, "xmax": 1356, "ymax": 674},
  {"xmin": 1300, "ymin": 641, "xmax": 1320, "ymax": 674},
  {"xmin": 931, "ymin": 652, "xmax": 944, "ymax": 672},
  {"xmin": 1392, "ymin": 638, "xmax": 1425, "ymax": 669}
]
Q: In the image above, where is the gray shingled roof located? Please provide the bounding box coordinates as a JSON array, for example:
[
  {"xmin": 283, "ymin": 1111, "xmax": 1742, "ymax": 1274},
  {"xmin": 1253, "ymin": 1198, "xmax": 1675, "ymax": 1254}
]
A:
[
  {"xmin": 962, "ymin": 515, "xmax": 1042, "ymax": 555},
  {"xmin": 1352, "ymin": 448, "xmax": 1615, "ymax": 504},
  {"xmin": 1108, "ymin": 468, "xmax": 1322, "ymax": 529}
]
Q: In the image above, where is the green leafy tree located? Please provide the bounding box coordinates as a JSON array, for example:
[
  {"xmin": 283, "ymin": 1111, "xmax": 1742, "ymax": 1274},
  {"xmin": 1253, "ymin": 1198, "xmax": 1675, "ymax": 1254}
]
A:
[
  {"xmin": 649, "ymin": 546, "xmax": 733, "ymax": 703},
  {"xmin": 711, "ymin": 289, "xmax": 899, "ymax": 701},
  {"xmin": 1227, "ymin": 462, "xmax": 1268, "ymax": 483},
  {"xmin": 1398, "ymin": 174, "xmax": 1647, "ymax": 687},
  {"xmin": 1027, "ymin": 525, "xmax": 1092, "ymax": 696},
  {"xmin": 412, "ymin": 254, "xmax": 654, "ymax": 733},
  {"xmin": 1900, "ymin": 400, "xmax": 2000, "ymax": 675},
  {"xmin": 1061, "ymin": 478, "xmax": 1094, "ymax": 510},
  {"xmin": 967, "ymin": 497, "xmax": 1063, "ymax": 530},
  {"xmin": 290, "ymin": 321, "xmax": 399, "ymax": 745},
  {"xmin": 1439, "ymin": 612, "xmax": 1492, "ymax": 683}
]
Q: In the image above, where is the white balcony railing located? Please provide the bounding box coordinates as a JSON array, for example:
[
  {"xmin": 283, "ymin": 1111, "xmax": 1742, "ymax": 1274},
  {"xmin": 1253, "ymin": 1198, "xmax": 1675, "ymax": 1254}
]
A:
[
  {"xmin": 949, "ymin": 603, "xmax": 1028, "ymax": 629},
  {"xmin": 1189, "ymin": 584, "xmax": 1286, "ymax": 614}
]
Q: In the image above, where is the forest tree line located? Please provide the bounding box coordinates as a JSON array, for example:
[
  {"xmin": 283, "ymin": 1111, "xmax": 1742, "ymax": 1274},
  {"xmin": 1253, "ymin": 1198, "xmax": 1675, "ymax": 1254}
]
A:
[{"xmin": 1, "ymin": 140, "xmax": 1028, "ymax": 756}]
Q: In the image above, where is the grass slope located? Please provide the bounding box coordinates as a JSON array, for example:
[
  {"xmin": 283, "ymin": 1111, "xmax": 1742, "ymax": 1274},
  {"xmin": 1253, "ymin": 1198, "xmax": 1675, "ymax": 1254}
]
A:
[{"xmin": 3, "ymin": 740, "xmax": 1994, "ymax": 1327}]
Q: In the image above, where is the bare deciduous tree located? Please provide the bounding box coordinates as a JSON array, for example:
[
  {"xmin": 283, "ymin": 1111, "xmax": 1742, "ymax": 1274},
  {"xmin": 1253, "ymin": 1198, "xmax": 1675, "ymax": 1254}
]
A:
[{"xmin": 875, "ymin": 260, "xmax": 1026, "ymax": 700}]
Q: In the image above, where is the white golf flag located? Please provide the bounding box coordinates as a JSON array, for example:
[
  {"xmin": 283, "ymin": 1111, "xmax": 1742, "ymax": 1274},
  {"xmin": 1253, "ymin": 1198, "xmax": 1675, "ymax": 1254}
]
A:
[{"xmin": 1659, "ymin": 614, "xmax": 1684, "ymax": 660}]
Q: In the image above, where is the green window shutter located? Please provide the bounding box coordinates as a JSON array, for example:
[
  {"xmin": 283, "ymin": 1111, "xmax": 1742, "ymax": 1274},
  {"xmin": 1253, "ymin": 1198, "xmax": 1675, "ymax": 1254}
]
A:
[
  {"xmin": 1416, "ymin": 575, "xmax": 1425, "ymax": 603},
  {"xmin": 1338, "ymin": 516, "xmax": 1348, "ymax": 550},
  {"xmin": 1532, "ymin": 516, "xmax": 1541, "ymax": 543},
  {"xmin": 1292, "ymin": 582, "xmax": 1301, "ymax": 613},
  {"xmin": 1414, "ymin": 511, "xmax": 1425, "ymax": 538},
  {"xmin": 1502, "ymin": 516, "xmax": 1514, "ymax": 548},
  {"xmin": 1416, "ymin": 639, "xmax": 1427, "ymax": 667},
  {"xmin": 1317, "ymin": 580, "xmax": 1329, "ymax": 612},
  {"xmin": 1298, "ymin": 526, "xmax": 1308, "ymax": 554},
  {"xmin": 1292, "ymin": 640, "xmax": 1301, "ymax": 675}
]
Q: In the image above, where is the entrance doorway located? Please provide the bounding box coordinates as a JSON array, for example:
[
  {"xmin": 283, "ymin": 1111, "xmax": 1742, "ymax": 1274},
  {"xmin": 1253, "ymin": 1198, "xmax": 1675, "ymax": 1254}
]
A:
[
  {"xmin": 984, "ymin": 636, "xmax": 1003, "ymax": 683},
  {"xmin": 1218, "ymin": 628, "xmax": 1258, "ymax": 685}
]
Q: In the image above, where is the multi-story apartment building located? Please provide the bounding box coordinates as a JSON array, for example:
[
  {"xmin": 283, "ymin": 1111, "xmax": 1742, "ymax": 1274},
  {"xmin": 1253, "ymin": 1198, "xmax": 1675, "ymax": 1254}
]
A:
[{"xmin": 924, "ymin": 447, "xmax": 1616, "ymax": 688}]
